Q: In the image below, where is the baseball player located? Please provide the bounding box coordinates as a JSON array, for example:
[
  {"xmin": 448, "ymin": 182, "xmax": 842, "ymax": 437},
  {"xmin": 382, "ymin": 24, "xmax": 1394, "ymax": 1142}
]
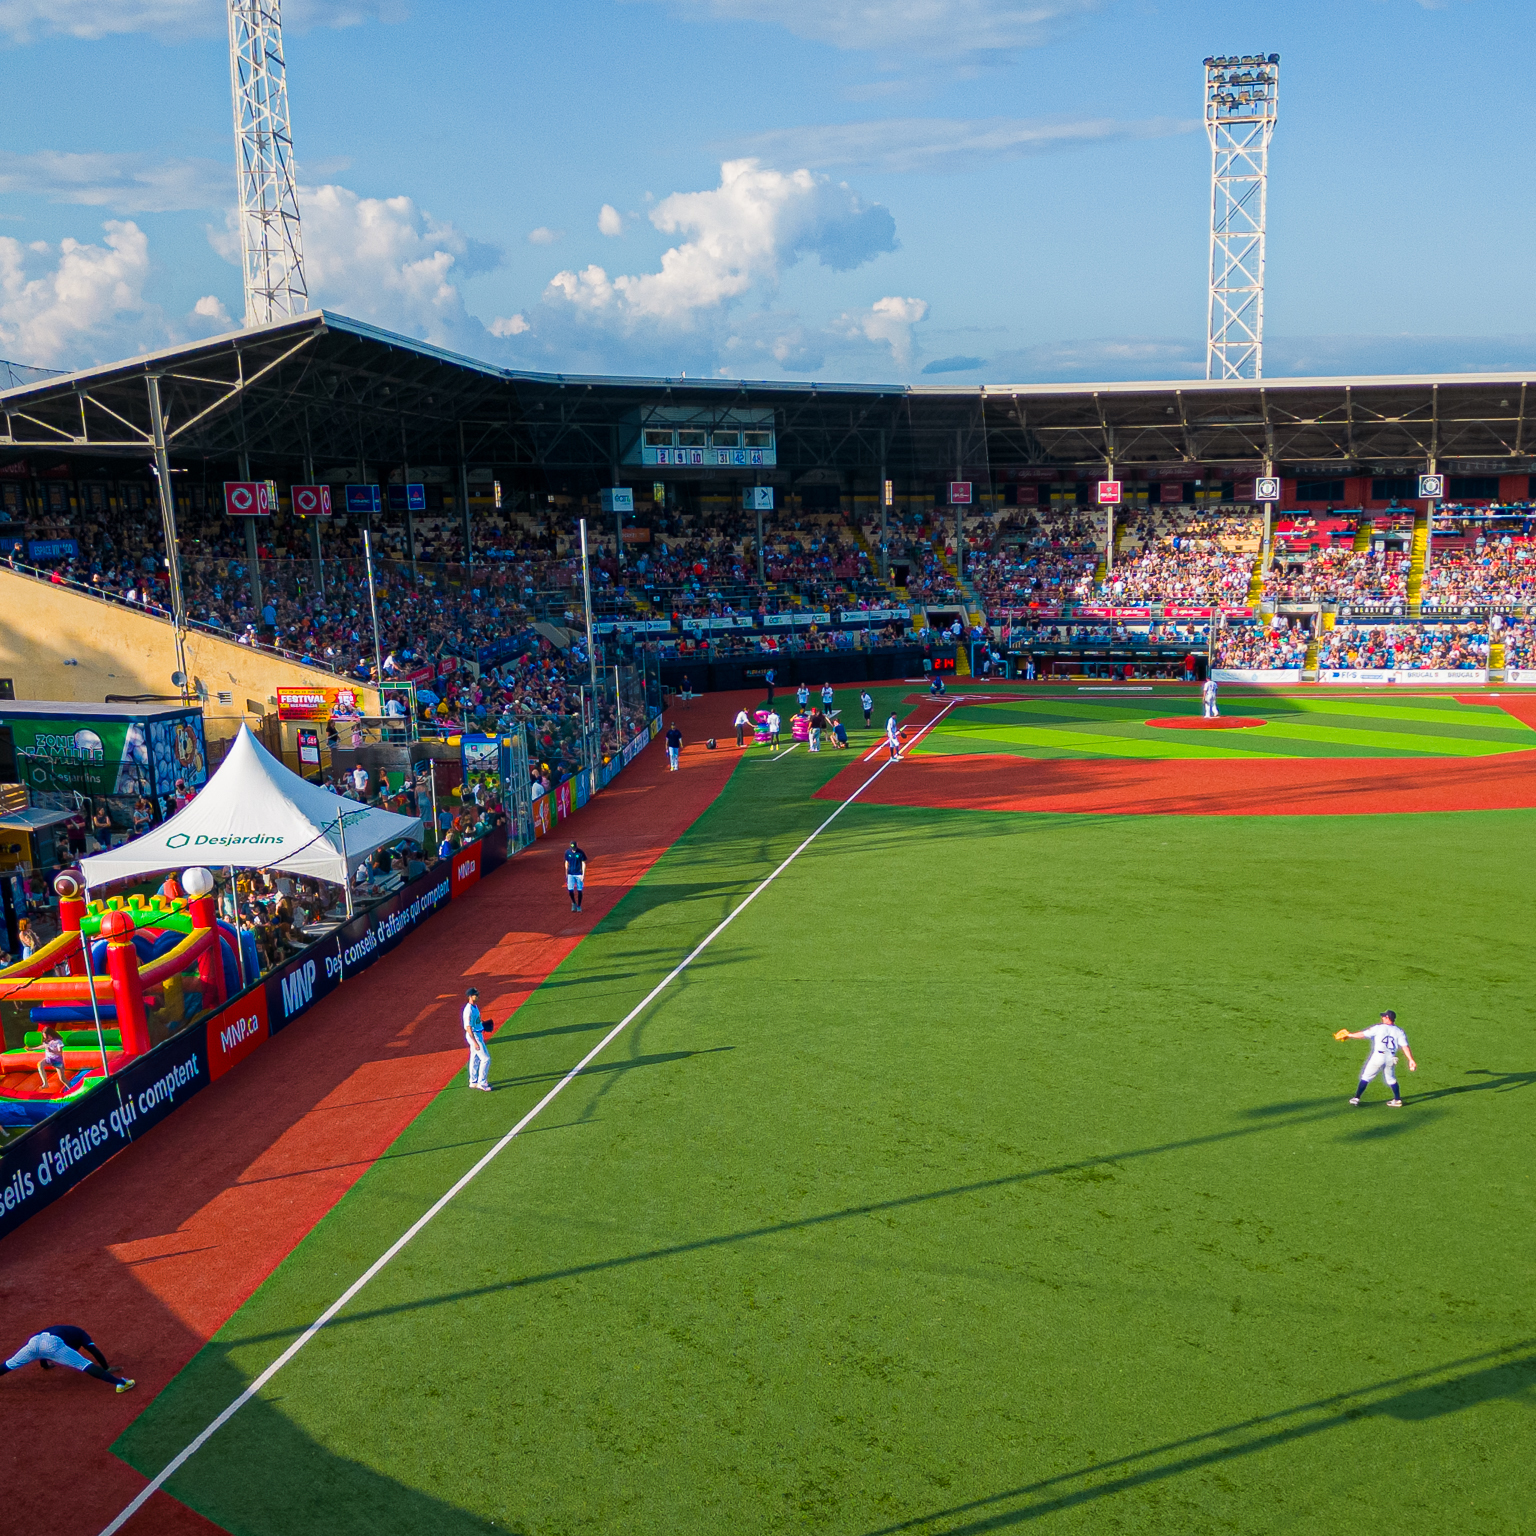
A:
[
  {"xmin": 1201, "ymin": 675, "xmax": 1219, "ymax": 718},
  {"xmin": 767, "ymin": 709, "xmax": 781, "ymax": 753},
  {"xmin": 665, "ymin": 722, "xmax": 682, "ymax": 771},
  {"xmin": 885, "ymin": 713, "xmax": 902, "ymax": 761},
  {"xmin": 463, "ymin": 987, "xmax": 491, "ymax": 1091},
  {"xmin": 860, "ymin": 690, "xmax": 874, "ymax": 726},
  {"xmin": 564, "ymin": 840, "xmax": 587, "ymax": 912},
  {"xmin": 820, "ymin": 682, "xmax": 834, "ymax": 712},
  {"xmin": 1335, "ymin": 1009, "xmax": 1417, "ymax": 1106},
  {"xmin": 0, "ymin": 1324, "xmax": 134, "ymax": 1392}
]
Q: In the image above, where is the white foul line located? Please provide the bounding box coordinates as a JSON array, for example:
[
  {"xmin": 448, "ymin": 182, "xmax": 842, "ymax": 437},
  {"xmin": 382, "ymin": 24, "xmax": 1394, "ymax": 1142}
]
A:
[{"xmin": 101, "ymin": 697, "xmax": 957, "ymax": 1535}]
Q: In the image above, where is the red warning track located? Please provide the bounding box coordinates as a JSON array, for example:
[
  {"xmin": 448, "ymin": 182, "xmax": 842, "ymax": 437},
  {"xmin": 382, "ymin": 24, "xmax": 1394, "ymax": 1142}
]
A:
[{"xmin": 0, "ymin": 693, "xmax": 745, "ymax": 1536}]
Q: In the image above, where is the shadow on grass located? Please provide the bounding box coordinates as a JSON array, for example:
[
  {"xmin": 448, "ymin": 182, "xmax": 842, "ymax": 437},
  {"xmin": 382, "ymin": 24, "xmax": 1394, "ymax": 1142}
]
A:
[
  {"xmin": 114, "ymin": 1344, "xmax": 508, "ymax": 1536},
  {"xmin": 855, "ymin": 1342, "xmax": 1536, "ymax": 1534},
  {"xmin": 221, "ymin": 1095, "xmax": 1359, "ymax": 1352}
]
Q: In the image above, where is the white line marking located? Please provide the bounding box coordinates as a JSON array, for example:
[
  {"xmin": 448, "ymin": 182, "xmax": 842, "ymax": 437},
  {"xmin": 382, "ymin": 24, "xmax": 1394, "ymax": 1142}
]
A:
[
  {"xmin": 100, "ymin": 699, "xmax": 955, "ymax": 1536},
  {"xmin": 769, "ymin": 743, "xmax": 799, "ymax": 761}
]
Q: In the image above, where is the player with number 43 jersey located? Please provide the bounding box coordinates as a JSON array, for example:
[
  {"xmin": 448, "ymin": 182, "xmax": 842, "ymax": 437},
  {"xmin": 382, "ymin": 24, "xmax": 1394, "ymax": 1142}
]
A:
[{"xmin": 1333, "ymin": 1009, "xmax": 1417, "ymax": 1107}]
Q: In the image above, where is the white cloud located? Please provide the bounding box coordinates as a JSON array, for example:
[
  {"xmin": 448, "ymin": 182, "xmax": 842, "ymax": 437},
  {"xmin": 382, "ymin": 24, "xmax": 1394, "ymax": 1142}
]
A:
[
  {"xmin": 839, "ymin": 294, "xmax": 928, "ymax": 369},
  {"xmin": 0, "ymin": 219, "xmax": 162, "ymax": 366},
  {"xmin": 652, "ymin": 0, "xmax": 1097, "ymax": 59},
  {"xmin": 0, "ymin": 0, "xmax": 402, "ymax": 41},
  {"xmin": 490, "ymin": 313, "xmax": 529, "ymax": 336},
  {"xmin": 0, "ymin": 149, "xmax": 226, "ymax": 213},
  {"xmin": 597, "ymin": 204, "xmax": 624, "ymax": 237},
  {"xmin": 192, "ymin": 294, "xmax": 231, "ymax": 324},
  {"xmin": 738, "ymin": 115, "xmax": 1198, "ymax": 175},
  {"xmin": 527, "ymin": 226, "xmax": 563, "ymax": 245},
  {"xmin": 290, "ymin": 184, "xmax": 499, "ymax": 350},
  {"xmin": 544, "ymin": 159, "xmax": 896, "ymax": 334}
]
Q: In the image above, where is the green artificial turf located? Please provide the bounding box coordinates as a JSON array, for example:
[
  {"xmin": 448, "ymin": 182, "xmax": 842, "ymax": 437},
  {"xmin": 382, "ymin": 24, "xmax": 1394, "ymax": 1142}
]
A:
[
  {"xmin": 915, "ymin": 692, "xmax": 1536, "ymax": 761},
  {"xmin": 115, "ymin": 693, "xmax": 1536, "ymax": 1535}
]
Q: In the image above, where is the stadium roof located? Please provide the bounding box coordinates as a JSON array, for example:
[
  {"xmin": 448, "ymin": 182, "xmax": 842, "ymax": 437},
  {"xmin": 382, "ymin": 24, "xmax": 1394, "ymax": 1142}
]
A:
[{"xmin": 1, "ymin": 310, "xmax": 1533, "ymax": 484}]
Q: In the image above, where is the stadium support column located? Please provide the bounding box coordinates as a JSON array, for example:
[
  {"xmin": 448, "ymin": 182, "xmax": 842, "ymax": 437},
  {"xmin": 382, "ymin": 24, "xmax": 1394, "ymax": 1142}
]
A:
[
  {"xmin": 304, "ymin": 441, "xmax": 323, "ymax": 593},
  {"xmin": 879, "ymin": 431, "xmax": 888, "ymax": 584},
  {"xmin": 611, "ymin": 426, "xmax": 625, "ymax": 567},
  {"xmin": 756, "ymin": 503, "xmax": 764, "ymax": 584},
  {"xmin": 1105, "ymin": 458, "xmax": 1116, "ymax": 575},
  {"xmin": 457, "ymin": 424, "xmax": 472, "ymax": 564},
  {"xmin": 579, "ymin": 518, "xmax": 601, "ymax": 768},
  {"xmin": 401, "ymin": 425, "xmax": 416, "ymax": 579},
  {"xmin": 954, "ymin": 428, "xmax": 964, "ymax": 580},
  {"xmin": 238, "ymin": 448, "xmax": 264, "ymax": 620},
  {"xmin": 1261, "ymin": 456, "xmax": 1273, "ymax": 573},
  {"xmin": 145, "ymin": 373, "xmax": 190, "ymax": 704}
]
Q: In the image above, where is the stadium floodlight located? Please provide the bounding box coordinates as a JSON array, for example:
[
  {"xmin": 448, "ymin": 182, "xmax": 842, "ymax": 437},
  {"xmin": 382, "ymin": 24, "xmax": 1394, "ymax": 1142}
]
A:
[
  {"xmin": 227, "ymin": 0, "xmax": 308, "ymax": 326},
  {"xmin": 1204, "ymin": 52, "xmax": 1279, "ymax": 380}
]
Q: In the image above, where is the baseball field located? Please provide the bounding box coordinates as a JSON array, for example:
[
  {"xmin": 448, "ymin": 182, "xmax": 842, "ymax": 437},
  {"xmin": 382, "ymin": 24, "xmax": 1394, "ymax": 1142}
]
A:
[{"xmin": 23, "ymin": 684, "xmax": 1536, "ymax": 1534}]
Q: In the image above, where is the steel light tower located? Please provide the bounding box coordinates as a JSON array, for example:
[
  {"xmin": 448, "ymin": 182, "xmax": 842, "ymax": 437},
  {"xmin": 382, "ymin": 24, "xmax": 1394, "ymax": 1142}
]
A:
[
  {"xmin": 228, "ymin": 0, "xmax": 308, "ymax": 326},
  {"xmin": 1204, "ymin": 53, "xmax": 1279, "ymax": 380}
]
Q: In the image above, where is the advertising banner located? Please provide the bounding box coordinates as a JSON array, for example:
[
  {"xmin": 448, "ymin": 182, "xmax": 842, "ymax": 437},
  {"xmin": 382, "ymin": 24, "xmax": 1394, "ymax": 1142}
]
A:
[
  {"xmin": 266, "ymin": 936, "xmax": 343, "ymax": 1032},
  {"xmin": 336, "ymin": 866, "xmax": 452, "ymax": 980},
  {"xmin": 1502, "ymin": 669, "xmax": 1536, "ymax": 684},
  {"xmin": 0, "ymin": 1027, "xmax": 209, "ymax": 1241},
  {"xmin": 275, "ymin": 685, "xmax": 367, "ymax": 722},
  {"xmin": 207, "ymin": 987, "xmax": 270, "ymax": 1080},
  {"xmin": 0, "ymin": 711, "xmax": 152, "ymax": 798},
  {"xmin": 27, "ymin": 538, "xmax": 79, "ymax": 561},
  {"xmin": 223, "ymin": 481, "xmax": 273, "ymax": 517},
  {"xmin": 1318, "ymin": 669, "xmax": 1489, "ymax": 685},
  {"xmin": 450, "ymin": 839, "xmax": 483, "ymax": 897},
  {"xmin": 291, "ymin": 484, "xmax": 332, "ymax": 518},
  {"xmin": 555, "ymin": 780, "xmax": 572, "ymax": 821},
  {"xmin": 532, "ymin": 796, "xmax": 553, "ymax": 837},
  {"xmin": 1211, "ymin": 669, "xmax": 1304, "ymax": 684}
]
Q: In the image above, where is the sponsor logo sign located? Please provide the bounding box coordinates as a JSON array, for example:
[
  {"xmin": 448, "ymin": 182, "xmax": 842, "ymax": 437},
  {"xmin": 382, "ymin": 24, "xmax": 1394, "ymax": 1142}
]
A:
[
  {"xmin": 532, "ymin": 796, "xmax": 553, "ymax": 837},
  {"xmin": 208, "ymin": 988, "xmax": 270, "ymax": 1081},
  {"xmin": 1211, "ymin": 668, "xmax": 1303, "ymax": 684},
  {"xmin": 1097, "ymin": 480, "xmax": 1122, "ymax": 505},
  {"xmin": 450, "ymin": 841, "xmax": 482, "ymax": 898},
  {"xmin": 265, "ymin": 935, "xmax": 343, "ymax": 1031},
  {"xmin": 949, "ymin": 481, "xmax": 972, "ymax": 505},
  {"xmin": 223, "ymin": 481, "xmax": 273, "ymax": 516},
  {"xmin": 291, "ymin": 484, "xmax": 332, "ymax": 517},
  {"xmin": 27, "ymin": 538, "xmax": 79, "ymax": 561},
  {"xmin": 1418, "ymin": 474, "xmax": 1445, "ymax": 500},
  {"xmin": 337, "ymin": 869, "xmax": 452, "ymax": 976},
  {"xmin": 1255, "ymin": 476, "xmax": 1282, "ymax": 502}
]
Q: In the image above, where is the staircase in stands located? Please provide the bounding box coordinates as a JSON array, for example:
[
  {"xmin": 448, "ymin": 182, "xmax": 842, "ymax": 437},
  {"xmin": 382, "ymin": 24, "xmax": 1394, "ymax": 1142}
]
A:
[{"xmin": 1406, "ymin": 510, "xmax": 1430, "ymax": 616}]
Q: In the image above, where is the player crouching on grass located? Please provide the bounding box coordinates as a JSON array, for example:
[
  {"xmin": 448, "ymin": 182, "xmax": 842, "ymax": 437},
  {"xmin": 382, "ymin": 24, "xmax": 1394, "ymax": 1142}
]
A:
[{"xmin": 1334, "ymin": 1010, "xmax": 1416, "ymax": 1107}]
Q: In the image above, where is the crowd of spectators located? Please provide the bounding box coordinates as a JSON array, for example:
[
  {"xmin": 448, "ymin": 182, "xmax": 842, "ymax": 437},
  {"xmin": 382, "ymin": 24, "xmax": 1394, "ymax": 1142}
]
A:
[
  {"xmin": 1418, "ymin": 535, "xmax": 1536, "ymax": 608},
  {"xmin": 1316, "ymin": 623, "xmax": 1488, "ymax": 670},
  {"xmin": 1215, "ymin": 623, "xmax": 1309, "ymax": 670},
  {"xmin": 1265, "ymin": 549, "xmax": 1410, "ymax": 604}
]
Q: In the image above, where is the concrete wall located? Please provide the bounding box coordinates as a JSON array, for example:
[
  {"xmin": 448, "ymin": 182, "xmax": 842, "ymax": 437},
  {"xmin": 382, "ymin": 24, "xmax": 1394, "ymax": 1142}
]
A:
[{"xmin": 0, "ymin": 568, "xmax": 377, "ymax": 743}]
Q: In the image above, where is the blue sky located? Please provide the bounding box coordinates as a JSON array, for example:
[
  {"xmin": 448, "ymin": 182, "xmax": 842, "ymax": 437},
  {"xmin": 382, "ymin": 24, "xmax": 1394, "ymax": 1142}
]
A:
[{"xmin": 1, "ymin": 0, "xmax": 1533, "ymax": 383}]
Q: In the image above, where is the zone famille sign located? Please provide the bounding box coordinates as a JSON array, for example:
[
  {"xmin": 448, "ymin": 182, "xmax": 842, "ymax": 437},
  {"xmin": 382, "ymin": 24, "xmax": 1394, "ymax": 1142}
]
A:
[
  {"xmin": 223, "ymin": 481, "xmax": 275, "ymax": 517},
  {"xmin": 1097, "ymin": 480, "xmax": 1122, "ymax": 505}
]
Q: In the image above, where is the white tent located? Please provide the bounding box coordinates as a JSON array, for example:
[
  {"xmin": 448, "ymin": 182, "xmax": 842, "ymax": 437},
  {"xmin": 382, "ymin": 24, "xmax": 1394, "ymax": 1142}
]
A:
[{"xmin": 81, "ymin": 723, "xmax": 422, "ymax": 889}]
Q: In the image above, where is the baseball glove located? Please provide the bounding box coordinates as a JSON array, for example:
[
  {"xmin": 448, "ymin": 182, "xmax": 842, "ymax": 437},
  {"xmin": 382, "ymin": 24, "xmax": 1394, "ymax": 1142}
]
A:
[{"xmin": 1332, "ymin": 1029, "xmax": 1350, "ymax": 1041}]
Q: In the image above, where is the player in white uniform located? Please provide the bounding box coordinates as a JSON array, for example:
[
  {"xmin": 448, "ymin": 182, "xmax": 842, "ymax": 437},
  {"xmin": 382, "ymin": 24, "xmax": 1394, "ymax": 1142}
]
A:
[
  {"xmin": 1338, "ymin": 1009, "xmax": 1417, "ymax": 1106},
  {"xmin": 1201, "ymin": 676, "xmax": 1219, "ymax": 718}
]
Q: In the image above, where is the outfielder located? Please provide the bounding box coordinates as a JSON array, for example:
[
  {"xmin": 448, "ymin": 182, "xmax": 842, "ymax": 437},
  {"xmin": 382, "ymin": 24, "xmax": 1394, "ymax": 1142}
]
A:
[
  {"xmin": 1334, "ymin": 1009, "xmax": 1416, "ymax": 1106},
  {"xmin": 1201, "ymin": 676, "xmax": 1219, "ymax": 718},
  {"xmin": 0, "ymin": 1324, "xmax": 134, "ymax": 1392}
]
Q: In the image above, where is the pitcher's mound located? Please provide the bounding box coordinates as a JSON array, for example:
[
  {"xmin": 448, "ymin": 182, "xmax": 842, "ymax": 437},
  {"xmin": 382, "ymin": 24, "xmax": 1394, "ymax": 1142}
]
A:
[{"xmin": 1146, "ymin": 717, "xmax": 1267, "ymax": 730}]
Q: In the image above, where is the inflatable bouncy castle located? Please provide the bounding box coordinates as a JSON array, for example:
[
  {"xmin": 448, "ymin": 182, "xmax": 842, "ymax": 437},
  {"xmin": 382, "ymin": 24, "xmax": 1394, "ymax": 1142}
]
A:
[{"xmin": 0, "ymin": 867, "xmax": 247, "ymax": 1124}]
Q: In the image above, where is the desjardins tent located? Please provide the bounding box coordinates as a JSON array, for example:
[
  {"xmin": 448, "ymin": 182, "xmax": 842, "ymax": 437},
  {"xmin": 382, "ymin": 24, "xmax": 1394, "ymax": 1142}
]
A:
[{"xmin": 81, "ymin": 723, "xmax": 422, "ymax": 889}]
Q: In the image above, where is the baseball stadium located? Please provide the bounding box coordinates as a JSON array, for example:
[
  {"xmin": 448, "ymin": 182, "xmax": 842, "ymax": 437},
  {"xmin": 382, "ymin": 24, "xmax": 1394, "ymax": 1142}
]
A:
[{"xmin": 0, "ymin": 15, "xmax": 1532, "ymax": 1536}]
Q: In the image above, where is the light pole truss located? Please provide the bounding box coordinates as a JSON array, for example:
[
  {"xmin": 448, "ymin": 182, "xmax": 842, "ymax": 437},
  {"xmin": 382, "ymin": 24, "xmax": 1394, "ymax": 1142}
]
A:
[
  {"xmin": 1205, "ymin": 53, "xmax": 1279, "ymax": 381},
  {"xmin": 229, "ymin": 0, "xmax": 308, "ymax": 327}
]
